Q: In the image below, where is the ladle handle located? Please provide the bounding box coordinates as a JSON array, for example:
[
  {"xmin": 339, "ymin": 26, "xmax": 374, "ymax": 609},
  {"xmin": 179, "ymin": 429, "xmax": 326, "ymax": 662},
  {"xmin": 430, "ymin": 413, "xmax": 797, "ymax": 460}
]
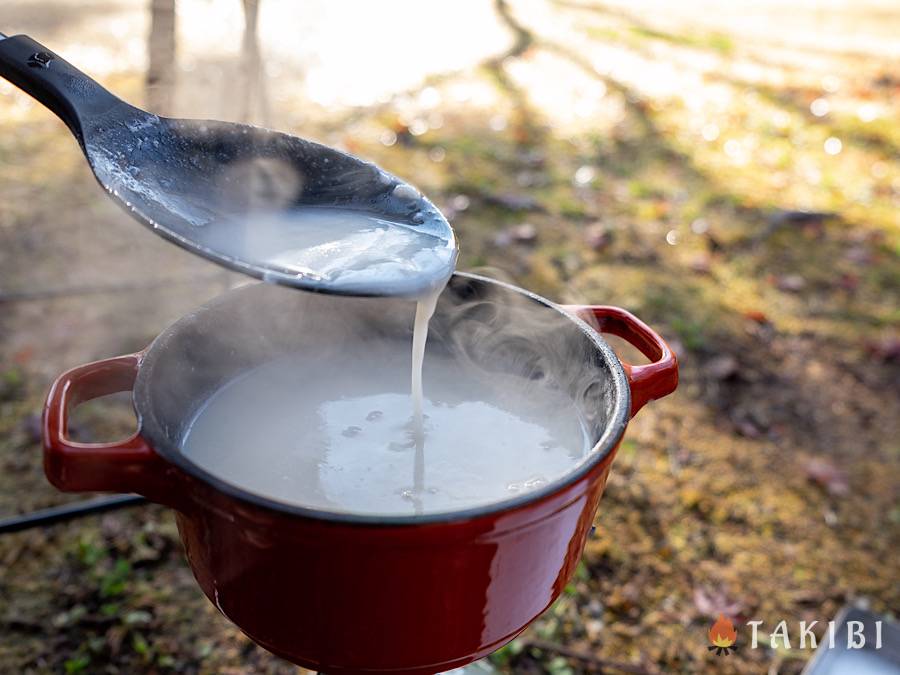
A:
[
  {"xmin": 566, "ymin": 305, "xmax": 678, "ymax": 417},
  {"xmin": 0, "ymin": 34, "xmax": 132, "ymax": 143},
  {"xmin": 43, "ymin": 353, "xmax": 190, "ymax": 511}
]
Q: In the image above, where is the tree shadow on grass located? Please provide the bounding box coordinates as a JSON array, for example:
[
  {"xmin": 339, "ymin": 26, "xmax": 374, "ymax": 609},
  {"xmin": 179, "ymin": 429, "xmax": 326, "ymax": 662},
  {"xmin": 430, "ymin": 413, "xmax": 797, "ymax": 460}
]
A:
[
  {"xmin": 478, "ymin": 0, "xmax": 900, "ymax": 456},
  {"xmin": 550, "ymin": 0, "xmax": 900, "ymax": 160}
]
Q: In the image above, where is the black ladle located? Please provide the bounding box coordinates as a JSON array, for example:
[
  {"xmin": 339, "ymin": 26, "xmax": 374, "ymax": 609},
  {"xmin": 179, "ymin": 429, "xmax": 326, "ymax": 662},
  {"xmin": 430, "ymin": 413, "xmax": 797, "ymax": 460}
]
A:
[{"xmin": 0, "ymin": 33, "xmax": 457, "ymax": 297}]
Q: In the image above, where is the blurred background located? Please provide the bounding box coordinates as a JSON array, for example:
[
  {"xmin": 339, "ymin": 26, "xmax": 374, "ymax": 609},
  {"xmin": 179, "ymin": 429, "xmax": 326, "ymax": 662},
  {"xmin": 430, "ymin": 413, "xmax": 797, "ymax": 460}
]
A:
[{"xmin": 0, "ymin": 0, "xmax": 898, "ymax": 673}]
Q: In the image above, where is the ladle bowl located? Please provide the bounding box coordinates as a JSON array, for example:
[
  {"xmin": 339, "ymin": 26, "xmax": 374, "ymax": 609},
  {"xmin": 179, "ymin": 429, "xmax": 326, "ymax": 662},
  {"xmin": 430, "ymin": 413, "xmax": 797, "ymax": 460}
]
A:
[
  {"xmin": 42, "ymin": 274, "xmax": 677, "ymax": 674},
  {"xmin": 0, "ymin": 33, "xmax": 456, "ymax": 297}
]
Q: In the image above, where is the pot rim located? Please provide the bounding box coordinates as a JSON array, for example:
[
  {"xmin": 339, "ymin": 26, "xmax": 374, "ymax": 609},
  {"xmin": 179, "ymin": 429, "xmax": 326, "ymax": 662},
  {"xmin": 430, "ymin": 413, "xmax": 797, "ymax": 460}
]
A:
[{"xmin": 134, "ymin": 272, "xmax": 632, "ymax": 526}]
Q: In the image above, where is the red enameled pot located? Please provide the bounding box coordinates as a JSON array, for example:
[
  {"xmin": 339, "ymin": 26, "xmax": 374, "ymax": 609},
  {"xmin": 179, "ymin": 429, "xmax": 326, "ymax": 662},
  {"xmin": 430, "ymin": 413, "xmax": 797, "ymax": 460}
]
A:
[{"xmin": 43, "ymin": 274, "xmax": 677, "ymax": 675}]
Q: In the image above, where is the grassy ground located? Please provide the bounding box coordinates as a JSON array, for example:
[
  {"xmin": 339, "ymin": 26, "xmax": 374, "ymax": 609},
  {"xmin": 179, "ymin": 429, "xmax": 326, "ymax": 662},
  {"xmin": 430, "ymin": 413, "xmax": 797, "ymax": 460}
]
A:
[{"xmin": 1, "ymin": 1, "xmax": 898, "ymax": 673}]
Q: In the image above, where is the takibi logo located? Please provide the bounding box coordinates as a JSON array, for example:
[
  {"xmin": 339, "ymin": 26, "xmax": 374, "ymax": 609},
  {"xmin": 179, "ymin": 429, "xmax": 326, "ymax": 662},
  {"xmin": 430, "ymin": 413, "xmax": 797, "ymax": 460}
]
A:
[
  {"xmin": 708, "ymin": 614, "xmax": 738, "ymax": 656},
  {"xmin": 705, "ymin": 615, "xmax": 885, "ymax": 656}
]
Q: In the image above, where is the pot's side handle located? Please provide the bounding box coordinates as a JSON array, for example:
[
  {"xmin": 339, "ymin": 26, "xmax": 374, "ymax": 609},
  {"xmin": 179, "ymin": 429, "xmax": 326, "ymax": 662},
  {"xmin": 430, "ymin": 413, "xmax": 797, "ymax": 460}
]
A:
[
  {"xmin": 42, "ymin": 353, "xmax": 189, "ymax": 511},
  {"xmin": 564, "ymin": 305, "xmax": 678, "ymax": 417}
]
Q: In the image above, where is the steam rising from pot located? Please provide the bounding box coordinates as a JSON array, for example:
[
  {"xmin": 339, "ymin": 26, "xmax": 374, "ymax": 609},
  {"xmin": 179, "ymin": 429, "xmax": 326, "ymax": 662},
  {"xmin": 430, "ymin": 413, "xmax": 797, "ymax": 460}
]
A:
[
  {"xmin": 140, "ymin": 276, "xmax": 617, "ymax": 515},
  {"xmin": 431, "ymin": 274, "xmax": 615, "ymax": 439}
]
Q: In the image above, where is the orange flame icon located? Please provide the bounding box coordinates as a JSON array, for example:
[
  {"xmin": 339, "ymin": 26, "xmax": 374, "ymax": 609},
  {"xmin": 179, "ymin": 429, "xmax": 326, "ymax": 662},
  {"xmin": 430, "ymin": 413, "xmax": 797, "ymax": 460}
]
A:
[{"xmin": 708, "ymin": 614, "xmax": 738, "ymax": 655}]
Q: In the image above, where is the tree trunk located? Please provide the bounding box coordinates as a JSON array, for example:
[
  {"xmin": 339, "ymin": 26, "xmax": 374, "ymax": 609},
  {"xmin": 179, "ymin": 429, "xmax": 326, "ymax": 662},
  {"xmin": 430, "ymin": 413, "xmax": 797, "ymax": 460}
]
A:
[
  {"xmin": 147, "ymin": 0, "xmax": 177, "ymax": 115},
  {"xmin": 240, "ymin": 0, "xmax": 270, "ymax": 124}
]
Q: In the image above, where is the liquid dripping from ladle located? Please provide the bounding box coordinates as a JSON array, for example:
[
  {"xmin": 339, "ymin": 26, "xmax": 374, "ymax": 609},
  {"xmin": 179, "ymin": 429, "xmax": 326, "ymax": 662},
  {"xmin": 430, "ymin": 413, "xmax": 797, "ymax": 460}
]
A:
[{"xmin": 410, "ymin": 288, "xmax": 442, "ymax": 514}]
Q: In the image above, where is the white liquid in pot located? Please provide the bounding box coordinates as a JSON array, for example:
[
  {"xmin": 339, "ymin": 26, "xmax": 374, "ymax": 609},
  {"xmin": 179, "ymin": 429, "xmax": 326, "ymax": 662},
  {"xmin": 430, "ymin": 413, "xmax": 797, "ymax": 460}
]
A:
[
  {"xmin": 181, "ymin": 347, "xmax": 592, "ymax": 516},
  {"xmin": 179, "ymin": 205, "xmax": 593, "ymax": 516}
]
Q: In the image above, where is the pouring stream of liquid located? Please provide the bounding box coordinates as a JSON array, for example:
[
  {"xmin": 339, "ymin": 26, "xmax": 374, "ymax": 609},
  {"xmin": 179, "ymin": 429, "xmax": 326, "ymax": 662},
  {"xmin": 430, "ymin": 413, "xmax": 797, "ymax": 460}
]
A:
[{"xmin": 410, "ymin": 287, "xmax": 443, "ymax": 514}]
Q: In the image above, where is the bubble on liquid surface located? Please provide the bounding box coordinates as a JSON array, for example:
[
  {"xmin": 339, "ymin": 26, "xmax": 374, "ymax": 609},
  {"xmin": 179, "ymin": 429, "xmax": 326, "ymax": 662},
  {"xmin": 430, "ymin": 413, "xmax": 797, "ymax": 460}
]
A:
[
  {"xmin": 342, "ymin": 426, "xmax": 363, "ymax": 438},
  {"xmin": 366, "ymin": 410, "xmax": 384, "ymax": 422},
  {"xmin": 388, "ymin": 439, "xmax": 416, "ymax": 452},
  {"xmin": 506, "ymin": 475, "xmax": 548, "ymax": 493}
]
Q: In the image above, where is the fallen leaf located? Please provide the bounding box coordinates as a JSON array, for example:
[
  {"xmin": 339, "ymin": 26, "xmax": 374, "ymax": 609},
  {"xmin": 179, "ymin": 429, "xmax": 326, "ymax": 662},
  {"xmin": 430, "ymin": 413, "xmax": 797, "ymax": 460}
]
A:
[
  {"xmin": 775, "ymin": 274, "xmax": 806, "ymax": 292},
  {"xmin": 584, "ymin": 224, "xmax": 611, "ymax": 251},
  {"xmin": 732, "ymin": 415, "xmax": 762, "ymax": 438},
  {"xmin": 494, "ymin": 230, "xmax": 514, "ymax": 248},
  {"xmin": 693, "ymin": 587, "xmax": 744, "ymax": 618},
  {"xmin": 844, "ymin": 245, "xmax": 872, "ymax": 265},
  {"xmin": 803, "ymin": 457, "xmax": 849, "ymax": 496},
  {"xmin": 667, "ymin": 338, "xmax": 686, "ymax": 360},
  {"xmin": 688, "ymin": 254, "xmax": 712, "ymax": 274},
  {"xmin": 838, "ymin": 273, "xmax": 860, "ymax": 291},
  {"xmin": 22, "ymin": 413, "xmax": 42, "ymax": 442},
  {"xmin": 13, "ymin": 346, "xmax": 34, "ymax": 364},
  {"xmin": 704, "ymin": 355, "xmax": 738, "ymax": 380},
  {"xmin": 769, "ymin": 209, "xmax": 836, "ymax": 226},
  {"xmin": 512, "ymin": 223, "xmax": 538, "ymax": 243},
  {"xmin": 485, "ymin": 192, "xmax": 542, "ymax": 211},
  {"xmin": 865, "ymin": 336, "xmax": 900, "ymax": 362},
  {"xmin": 743, "ymin": 310, "xmax": 769, "ymax": 324},
  {"xmin": 495, "ymin": 223, "xmax": 539, "ymax": 247}
]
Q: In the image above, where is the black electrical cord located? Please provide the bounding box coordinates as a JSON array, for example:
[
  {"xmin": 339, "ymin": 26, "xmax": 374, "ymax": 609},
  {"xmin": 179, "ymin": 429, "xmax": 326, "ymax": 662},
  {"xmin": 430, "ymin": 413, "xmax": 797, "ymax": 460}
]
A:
[{"xmin": 0, "ymin": 494, "xmax": 147, "ymax": 534}]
